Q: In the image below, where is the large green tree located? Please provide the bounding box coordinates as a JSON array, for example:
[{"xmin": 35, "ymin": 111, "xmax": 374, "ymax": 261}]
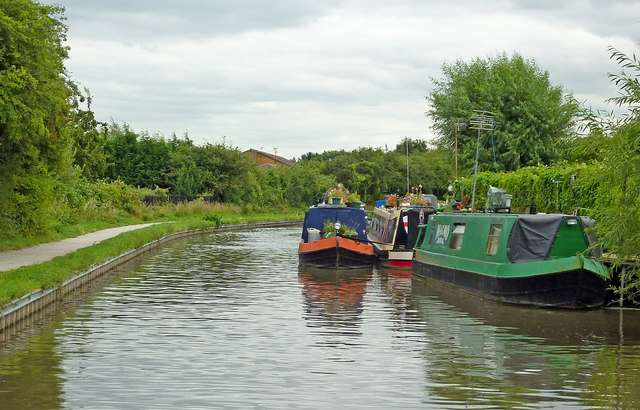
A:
[
  {"xmin": 168, "ymin": 142, "xmax": 254, "ymax": 199},
  {"xmin": 0, "ymin": 0, "xmax": 77, "ymax": 235},
  {"xmin": 428, "ymin": 53, "xmax": 580, "ymax": 173}
]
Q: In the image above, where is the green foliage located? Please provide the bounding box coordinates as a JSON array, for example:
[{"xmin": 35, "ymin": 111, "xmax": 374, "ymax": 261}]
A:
[
  {"xmin": 285, "ymin": 163, "xmax": 336, "ymax": 205},
  {"xmin": 102, "ymin": 125, "xmax": 255, "ymax": 200},
  {"xmin": 578, "ymin": 45, "xmax": 640, "ymax": 304},
  {"xmin": 394, "ymin": 138, "xmax": 430, "ymax": 153},
  {"xmin": 323, "ymin": 220, "xmax": 356, "ymax": 238},
  {"xmin": 0, "ymin": 1, "xmax": 455, "ymax": 240},
  {"xmin": 0, "ymin": 164, "xmax": 59, "ymax": 236},
  {"xmin": 104, "ymin": 123, "xmax": 174, "ymax": 188},
  {"xmin": 88, "ymin": 180, "xmax": 148, "ymax": 215},
  {"xmin": 94, "ymin": 124, "xmax": 421, "ymax": 210},
  {"xmin": 452, "ymin": 163, "xmax": 600, "ymax": 214},
  {"xmin": 202, "ymin": 212, "xmax": 223, "ymax": 227},
  {"xmin": 292, "ymin": 145, "xmax": 454, "ymax": 204},
  {"xmin": 326, "ymin": 183, "xmax": 350, "ymax": 199},
  {"xmin": 428, "ymin": 52, "xmax": 580, "ymax": 172},
  {"xmin": 345, "ymin": 192, "xmax": 360, "ymax": 202},
  {"xmin": 0, "ymin": 0, "xmax": 80, "ymax": 236},
  {"xmin": 225, "ymin": 161, "xmax": 335, "ymax": 208},
  {"xmin": 69, "ymin": 89, "xmax": 107, "ymax": 179},
  {"xmin": 607, "ymin": 46, "xmax": 640, "ymax": 119},
  {"xmin": 405, "ymin": 148, "xmax": 454, "ymax": 197},
  {"xmin": 587, "ymin": 119, "xmax": 640, "ymax": 304}
]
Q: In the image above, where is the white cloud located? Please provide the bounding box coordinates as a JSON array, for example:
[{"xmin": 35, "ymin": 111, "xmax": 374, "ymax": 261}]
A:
[{"xmin": 46, "ymin": 0, "xmax": 640, "ymax": 158}]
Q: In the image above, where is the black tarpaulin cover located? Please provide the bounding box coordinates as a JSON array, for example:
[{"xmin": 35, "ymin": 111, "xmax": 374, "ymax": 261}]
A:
[
  {"xmin": 507, "ymin": 215, "xmax": 564, "ymax": 263},
  {"xmin": 394, "ymin": 214, "xmax": 408, "ymax": 247}
]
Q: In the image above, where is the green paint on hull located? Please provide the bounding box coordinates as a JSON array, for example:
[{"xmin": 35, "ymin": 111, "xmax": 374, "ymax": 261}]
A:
[{"xmin": 413, "ymin": 250, "xmax": 605, "ymax": 279}]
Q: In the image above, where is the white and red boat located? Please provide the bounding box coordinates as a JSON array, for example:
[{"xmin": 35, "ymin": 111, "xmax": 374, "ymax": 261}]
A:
[{"xmin": 368, "ymin": 205, "xmax": 436, "ymax": 269}]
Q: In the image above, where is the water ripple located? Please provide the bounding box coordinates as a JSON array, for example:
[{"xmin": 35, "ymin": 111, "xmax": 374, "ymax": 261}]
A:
[{"xmin": 1, "ymin": 227, "xmax": 640, "ymax": 408}]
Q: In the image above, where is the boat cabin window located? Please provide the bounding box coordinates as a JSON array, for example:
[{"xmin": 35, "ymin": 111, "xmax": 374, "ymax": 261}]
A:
[
  {"xmin": 434, "ymin": 224, "xmax": 450, "ymax": 246},
  {"xmin": 448, "ymin": 223, "xmax": 466, "ymax": 250},
  {"xmin": 383, "ymin": 218, "xmax": 397, "ymax": 243},
  {"xmin": 415, "ymin": 227, "xmax": 426, "ymax": 248},
  {"xmin": 428, "ymin": 223, "xmax": 436, "ymax": 245},
  {"xmin": 371, "ymin": 213, "xmax": 385, "ymax": 240},
  {"xmin": 485, "ymin": 223, "xmax": 502, "ymax": 256}
]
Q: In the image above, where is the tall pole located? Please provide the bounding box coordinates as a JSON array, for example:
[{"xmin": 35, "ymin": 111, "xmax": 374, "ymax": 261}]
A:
[
  {"xmin": 470, "ymin": 127, "xmax": 481, "ymax": 210},
  {"xmin": 454, "ymin": 124, "xmax": 459, "ymax": 180},
  {"xmin": 453, "ymin": 120, "xmax": 467, "ymax": 182},
  {"xmin": 406, "ymin": 137, "xmax": 410, "ymax": 194}
]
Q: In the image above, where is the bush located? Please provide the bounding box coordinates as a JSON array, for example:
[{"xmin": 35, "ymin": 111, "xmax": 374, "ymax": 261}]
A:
[
  {"xmin": 453, "ymin": 163, "xmax": 601, "ymax": 214},
  {"xmin": 202, "ymin": 213, "xmax": 223, "ymax": 227}
]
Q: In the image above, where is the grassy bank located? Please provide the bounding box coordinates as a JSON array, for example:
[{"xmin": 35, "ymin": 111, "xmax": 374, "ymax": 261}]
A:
[
  {"xmin": 0, "ymin": 204, "xmax": 304, "ymax": 308},
  {"xmin": 0, "ymin": 200, "xmax": 303, "ymax": 252}
]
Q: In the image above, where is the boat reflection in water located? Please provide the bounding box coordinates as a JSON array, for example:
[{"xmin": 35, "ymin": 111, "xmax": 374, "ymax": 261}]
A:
[
  {"xmin": 412, "ymin": 276, "xmax": 640, "ymax": 344},
  {"xmin": 298, "ymin": 266, "xmax": 373, "ymax": 342},
  {"xmin": 379, "ymin": 267, "xmax": 413, "ymax": 308},
  {"xmin": 377, "ymin": 267, "xmax": 423, "ymax": 337},
  {"xmin": 411, "ymin": 276, "xmax": 640, "ymax": 408}
]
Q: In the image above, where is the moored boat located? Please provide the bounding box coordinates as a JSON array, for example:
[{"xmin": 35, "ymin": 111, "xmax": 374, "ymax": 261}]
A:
[
  {"xmin": 299, "ymin": 204, "xmax": 375, "ymax": 269},
  {"xmin": 412, "ymin": 211, "xmax": 609, "ymax": 308},
  {"xmin": 368, "ymin": 205, "xmax": 436, "ymax": 269}
]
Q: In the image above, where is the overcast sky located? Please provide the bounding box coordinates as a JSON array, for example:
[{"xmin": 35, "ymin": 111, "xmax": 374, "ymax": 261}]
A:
[{"xmin": 44, "ymin": 0, "xmax": 640, "ymax": 159}]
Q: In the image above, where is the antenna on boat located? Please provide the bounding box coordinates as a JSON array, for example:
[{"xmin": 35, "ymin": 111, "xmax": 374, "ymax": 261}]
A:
[{"xmin": 469, "ymin": 110, "xmax": 497, "ymax": 210}]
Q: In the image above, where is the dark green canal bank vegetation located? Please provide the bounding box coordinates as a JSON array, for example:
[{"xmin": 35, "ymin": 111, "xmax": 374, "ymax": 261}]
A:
[{"xmin": 2, "ymin": 1, "xmax": 640, "ymax": 304}]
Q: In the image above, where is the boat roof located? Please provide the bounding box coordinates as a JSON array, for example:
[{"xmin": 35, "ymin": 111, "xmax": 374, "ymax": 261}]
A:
[
  {"xmin": 426, "ymin": 212, "xmax": 591, "ymax": 263},
  {"xmin": 431, "ymin": 211, "xmax": 578, "ymax": 221},
  {"xmin": 371, "ymin": 206, "xmax": 436, "ymax": 248}
]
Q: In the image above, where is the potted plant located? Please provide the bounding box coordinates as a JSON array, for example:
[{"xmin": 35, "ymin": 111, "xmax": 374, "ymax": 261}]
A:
[
  {"xmin": 326, "ymin": 183, "xmax": 349, "ymax": 205},
  {"xmin": 403, "ymin": 184, "xmax": 430, "ymax": 206},
  {"xmin": 323, "ymin": 220, "xmax": 358, "ymax": 238},
  {"xmin": 345, "ymin": 192, "xmax": 361, "ymax": 208},
  {"xmin": 385, "ymin": 194, "xmax": 397, "ymax": 208}
]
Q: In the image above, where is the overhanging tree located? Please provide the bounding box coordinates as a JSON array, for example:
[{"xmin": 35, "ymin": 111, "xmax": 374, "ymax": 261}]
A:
[{"xmin": 588, "ymin": 46, "xmax": 640, "ymax": 304}]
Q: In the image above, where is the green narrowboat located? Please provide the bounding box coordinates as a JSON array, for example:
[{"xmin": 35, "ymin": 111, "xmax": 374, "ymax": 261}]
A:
[{"xmin": 412, "ymin": 212, "xmax": 609, "ymax": 308}]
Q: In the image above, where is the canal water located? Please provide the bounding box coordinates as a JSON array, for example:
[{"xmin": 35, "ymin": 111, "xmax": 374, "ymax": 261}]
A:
[{"xmin": 1, "ymin": 226, "xmax": 639, "ymax": 408}]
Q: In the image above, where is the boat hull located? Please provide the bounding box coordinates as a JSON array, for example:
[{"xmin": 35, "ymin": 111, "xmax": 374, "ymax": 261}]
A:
[
  {"xmin": 375, "ymin": 248, "xmax": 413, "ymax": 269},
  {"xmin": 413, "ymin": 259, "xmax": 607, "ymax": 309},
  {"xmin": 299, "ymin": 236, "xmax": 375, "ymax": 269}
]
